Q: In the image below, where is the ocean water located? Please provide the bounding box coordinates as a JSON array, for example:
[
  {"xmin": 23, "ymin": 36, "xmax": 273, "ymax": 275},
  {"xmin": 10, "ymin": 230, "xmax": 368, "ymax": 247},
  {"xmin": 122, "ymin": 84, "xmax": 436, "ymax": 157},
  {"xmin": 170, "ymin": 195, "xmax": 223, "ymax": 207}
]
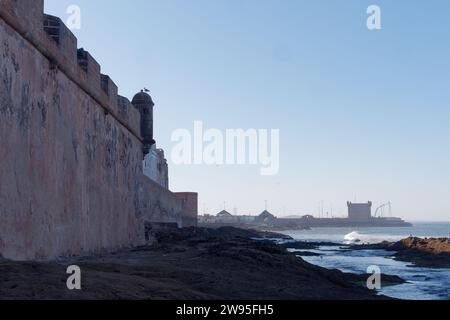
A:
[
  {"xmin": 280, "ymin": 222, "xmax": 450, "ymax": 300},
  {"xmin": 282, "ymin": 222, "xmax": 450, "ymax": 244}
]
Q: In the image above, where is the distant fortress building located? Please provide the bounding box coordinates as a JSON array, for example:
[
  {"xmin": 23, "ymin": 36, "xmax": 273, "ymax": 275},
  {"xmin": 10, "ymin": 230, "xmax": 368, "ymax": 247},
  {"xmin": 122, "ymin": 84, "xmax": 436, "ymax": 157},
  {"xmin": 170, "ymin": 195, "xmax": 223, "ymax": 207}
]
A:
[
  {"xmin": 347, "ymin": 202, "xmax": 372, "ymax": 221},
  {"xmin": 0, "ymin": 0, "xmax": 197, "ymax": 261},
  {"xmin": 199, "ymin": 201, "xmax": 411, "ymax": 229}
]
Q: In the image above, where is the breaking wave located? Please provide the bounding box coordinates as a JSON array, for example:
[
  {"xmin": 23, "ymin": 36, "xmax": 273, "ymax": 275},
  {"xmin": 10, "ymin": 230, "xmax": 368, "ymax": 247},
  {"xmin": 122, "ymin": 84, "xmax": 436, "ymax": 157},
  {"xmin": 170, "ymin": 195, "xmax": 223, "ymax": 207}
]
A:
[{"xmin": 344, "ymin": 231, "xmax": 404, "ymax": 244}]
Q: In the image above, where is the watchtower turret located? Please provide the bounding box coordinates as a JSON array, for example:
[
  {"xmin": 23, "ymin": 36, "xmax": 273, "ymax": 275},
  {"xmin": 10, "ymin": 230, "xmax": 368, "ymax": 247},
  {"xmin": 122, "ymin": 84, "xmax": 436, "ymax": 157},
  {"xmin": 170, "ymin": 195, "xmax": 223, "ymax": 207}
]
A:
[{"xmin": 132, "ymin": 90, "xmax": 156, "ymax": 156}]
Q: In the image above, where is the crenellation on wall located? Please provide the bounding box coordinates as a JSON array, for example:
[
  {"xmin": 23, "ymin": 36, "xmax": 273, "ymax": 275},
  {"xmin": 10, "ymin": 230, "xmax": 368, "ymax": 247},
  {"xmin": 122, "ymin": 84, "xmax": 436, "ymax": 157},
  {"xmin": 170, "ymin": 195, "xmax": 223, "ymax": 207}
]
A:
[
  {"xmin": 0, "ymin": 0, "xmax": 142, "ymax": 140},
  {"xmin": 43, "ymin": 15, "xmax": 60, "ymax": 45},
  {"xmin": 117, "ymin": 95, "xmax": 131, "ymax": 118},
  {"xmin": 117, "ymin": 95, "xmax": 141, "ymax": 141},
  {"xmin": 100, "ymin": 74, "xmax": 109, "ymax": 94},
  {"xmin": 100, "ymin": 74, "xmax": 119, "ymax": 114},
  {"xmin": 76, "ymin": 49, "xmax": 101, "ymax": 97},
  {"xmin": 43, "ymin": 14, "xmax": 78, "ymax": 72},
  {"xmin": 0, "ymin": 0, "xmax": 198, "ymax": 261},
  {"xmin": 0, "ymin": 0, "xmax": 44, "ymax": 40},
  {"xmin": 76, "ymin": 48, "xmax": 88, "ymax": 72}
]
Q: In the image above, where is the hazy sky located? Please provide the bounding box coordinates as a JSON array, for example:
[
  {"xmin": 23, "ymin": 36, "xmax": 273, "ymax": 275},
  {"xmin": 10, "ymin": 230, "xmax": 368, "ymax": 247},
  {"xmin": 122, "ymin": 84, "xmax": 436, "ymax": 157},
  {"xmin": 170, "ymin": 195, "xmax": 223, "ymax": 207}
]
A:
[{"xmin": 45, "ymin": 0, "xmax": 450, "ymax": 221}]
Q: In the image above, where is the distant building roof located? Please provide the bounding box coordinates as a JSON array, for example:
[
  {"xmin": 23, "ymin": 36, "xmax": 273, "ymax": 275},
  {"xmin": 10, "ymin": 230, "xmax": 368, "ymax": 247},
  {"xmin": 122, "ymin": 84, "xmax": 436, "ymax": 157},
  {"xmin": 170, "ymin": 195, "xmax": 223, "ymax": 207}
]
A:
[
  {"xmin": 217, "ymin": 210, "xmax": 233, "ymax": 217},
  {"xmin": 257, "ymin": 210, "xmax": 276, "ymax": 221}
]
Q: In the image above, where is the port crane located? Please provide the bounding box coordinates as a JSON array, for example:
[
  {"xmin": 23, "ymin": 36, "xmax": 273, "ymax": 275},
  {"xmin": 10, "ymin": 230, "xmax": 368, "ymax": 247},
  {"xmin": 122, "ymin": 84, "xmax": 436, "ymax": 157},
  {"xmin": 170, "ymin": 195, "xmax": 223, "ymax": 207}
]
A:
[{"xmin": 374, "ymin": 202, "xmax": 392, "ymax": 218}]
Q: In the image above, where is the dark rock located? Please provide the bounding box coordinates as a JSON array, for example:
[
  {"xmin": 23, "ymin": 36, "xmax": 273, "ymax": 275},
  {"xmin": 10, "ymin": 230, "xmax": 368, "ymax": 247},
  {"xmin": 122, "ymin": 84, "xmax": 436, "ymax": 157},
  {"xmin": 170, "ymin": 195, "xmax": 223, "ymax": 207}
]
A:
[
  {"xmin": 350, "ymin": 237, "xmax": 450, "ymax": 268},
  {"xmin": 280, "ymin": 241, "xmax": 342, "ymax": 250},
  {"xmin": 0, "ymin": 227, "xmax": 392, "ymax": 300}
]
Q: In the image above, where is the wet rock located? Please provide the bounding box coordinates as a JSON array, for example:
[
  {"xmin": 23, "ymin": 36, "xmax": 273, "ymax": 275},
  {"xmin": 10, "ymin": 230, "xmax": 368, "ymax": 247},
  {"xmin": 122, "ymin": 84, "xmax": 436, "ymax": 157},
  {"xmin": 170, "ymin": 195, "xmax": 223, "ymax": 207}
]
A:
[
  {"xmin": 280, "ymin": 241, "xmax": 342, "ymax": 250},
  {"xmin": 350, "ymin": 237, "xmax": 450, "ymax": 268},
  {"xmin": 294, "ymin": 251, "xmax": 322, "ymax": 257}
]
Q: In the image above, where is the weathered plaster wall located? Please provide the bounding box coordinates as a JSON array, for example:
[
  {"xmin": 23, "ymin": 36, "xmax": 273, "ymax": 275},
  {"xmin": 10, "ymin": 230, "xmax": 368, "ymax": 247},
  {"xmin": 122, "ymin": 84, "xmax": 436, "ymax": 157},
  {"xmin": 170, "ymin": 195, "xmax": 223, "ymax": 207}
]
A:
[
  {"xmin": 139, "ymin": 177, "xmax": 183, "ymax": 226},
  {"xmin": 0, "ymin": 17, "xmax": 145, "ymax": 260},
  {"xmin": 0, "ymin": 0, "xmax": 196, "ymax": 261},
  {"xmin": 175, "ymin": 193, "xmax": 199, "ymax": 227},
  {"xmin": 143, "ymin": 145, "xmax": 169, "ymax": 189}
]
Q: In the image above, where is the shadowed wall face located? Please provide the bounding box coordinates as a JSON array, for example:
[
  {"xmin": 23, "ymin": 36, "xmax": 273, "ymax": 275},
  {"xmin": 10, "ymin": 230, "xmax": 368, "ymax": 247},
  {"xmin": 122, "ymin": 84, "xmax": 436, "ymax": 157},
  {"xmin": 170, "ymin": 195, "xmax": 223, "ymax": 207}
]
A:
[
  {"xmin": 175, "ymin": 193, "xmax": 199, "ymax": 227},
  {"xmin": 0, "ymin": 1, "xmax": 194, "ymax": 260},
  {"xmin": 0, "ymin": 16, "xmax": 145, "ymax": 260}
]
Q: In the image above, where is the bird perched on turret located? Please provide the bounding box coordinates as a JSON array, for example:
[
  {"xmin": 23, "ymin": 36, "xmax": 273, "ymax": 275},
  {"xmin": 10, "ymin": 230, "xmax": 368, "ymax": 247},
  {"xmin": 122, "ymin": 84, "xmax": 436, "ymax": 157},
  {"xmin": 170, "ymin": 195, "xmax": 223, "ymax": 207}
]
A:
[{"xmin": 143, "ymin": 88, "xmax": 150, "ymax": 93}]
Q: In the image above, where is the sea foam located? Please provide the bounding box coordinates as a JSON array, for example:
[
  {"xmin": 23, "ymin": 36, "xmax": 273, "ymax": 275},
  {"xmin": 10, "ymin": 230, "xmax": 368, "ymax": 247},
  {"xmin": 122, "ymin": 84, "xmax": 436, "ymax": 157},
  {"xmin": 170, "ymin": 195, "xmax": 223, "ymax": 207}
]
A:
[{"xmin": 344, "ymin": 231, "xmax": 404, "ymax": 244}]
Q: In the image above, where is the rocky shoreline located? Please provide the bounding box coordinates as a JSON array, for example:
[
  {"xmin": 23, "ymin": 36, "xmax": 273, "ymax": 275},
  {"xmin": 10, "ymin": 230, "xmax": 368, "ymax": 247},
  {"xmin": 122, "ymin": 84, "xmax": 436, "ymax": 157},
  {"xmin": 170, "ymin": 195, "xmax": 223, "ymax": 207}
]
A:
[
  {"xmin": 349, "ymin": 237, "xmax": 450, "ymax": 268},
  {"xmin": 0, "ymin": 226, "xmax": 395, "ymax": 300}
]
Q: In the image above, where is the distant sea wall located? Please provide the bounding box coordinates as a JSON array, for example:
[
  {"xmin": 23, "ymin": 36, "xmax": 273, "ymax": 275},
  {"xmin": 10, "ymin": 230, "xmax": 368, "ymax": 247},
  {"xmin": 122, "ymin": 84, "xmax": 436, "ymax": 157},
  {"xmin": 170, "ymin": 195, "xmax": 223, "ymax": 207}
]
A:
[{"xmin": 0, "ymin": 0, "xmax": 197, "ymax": 261}]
